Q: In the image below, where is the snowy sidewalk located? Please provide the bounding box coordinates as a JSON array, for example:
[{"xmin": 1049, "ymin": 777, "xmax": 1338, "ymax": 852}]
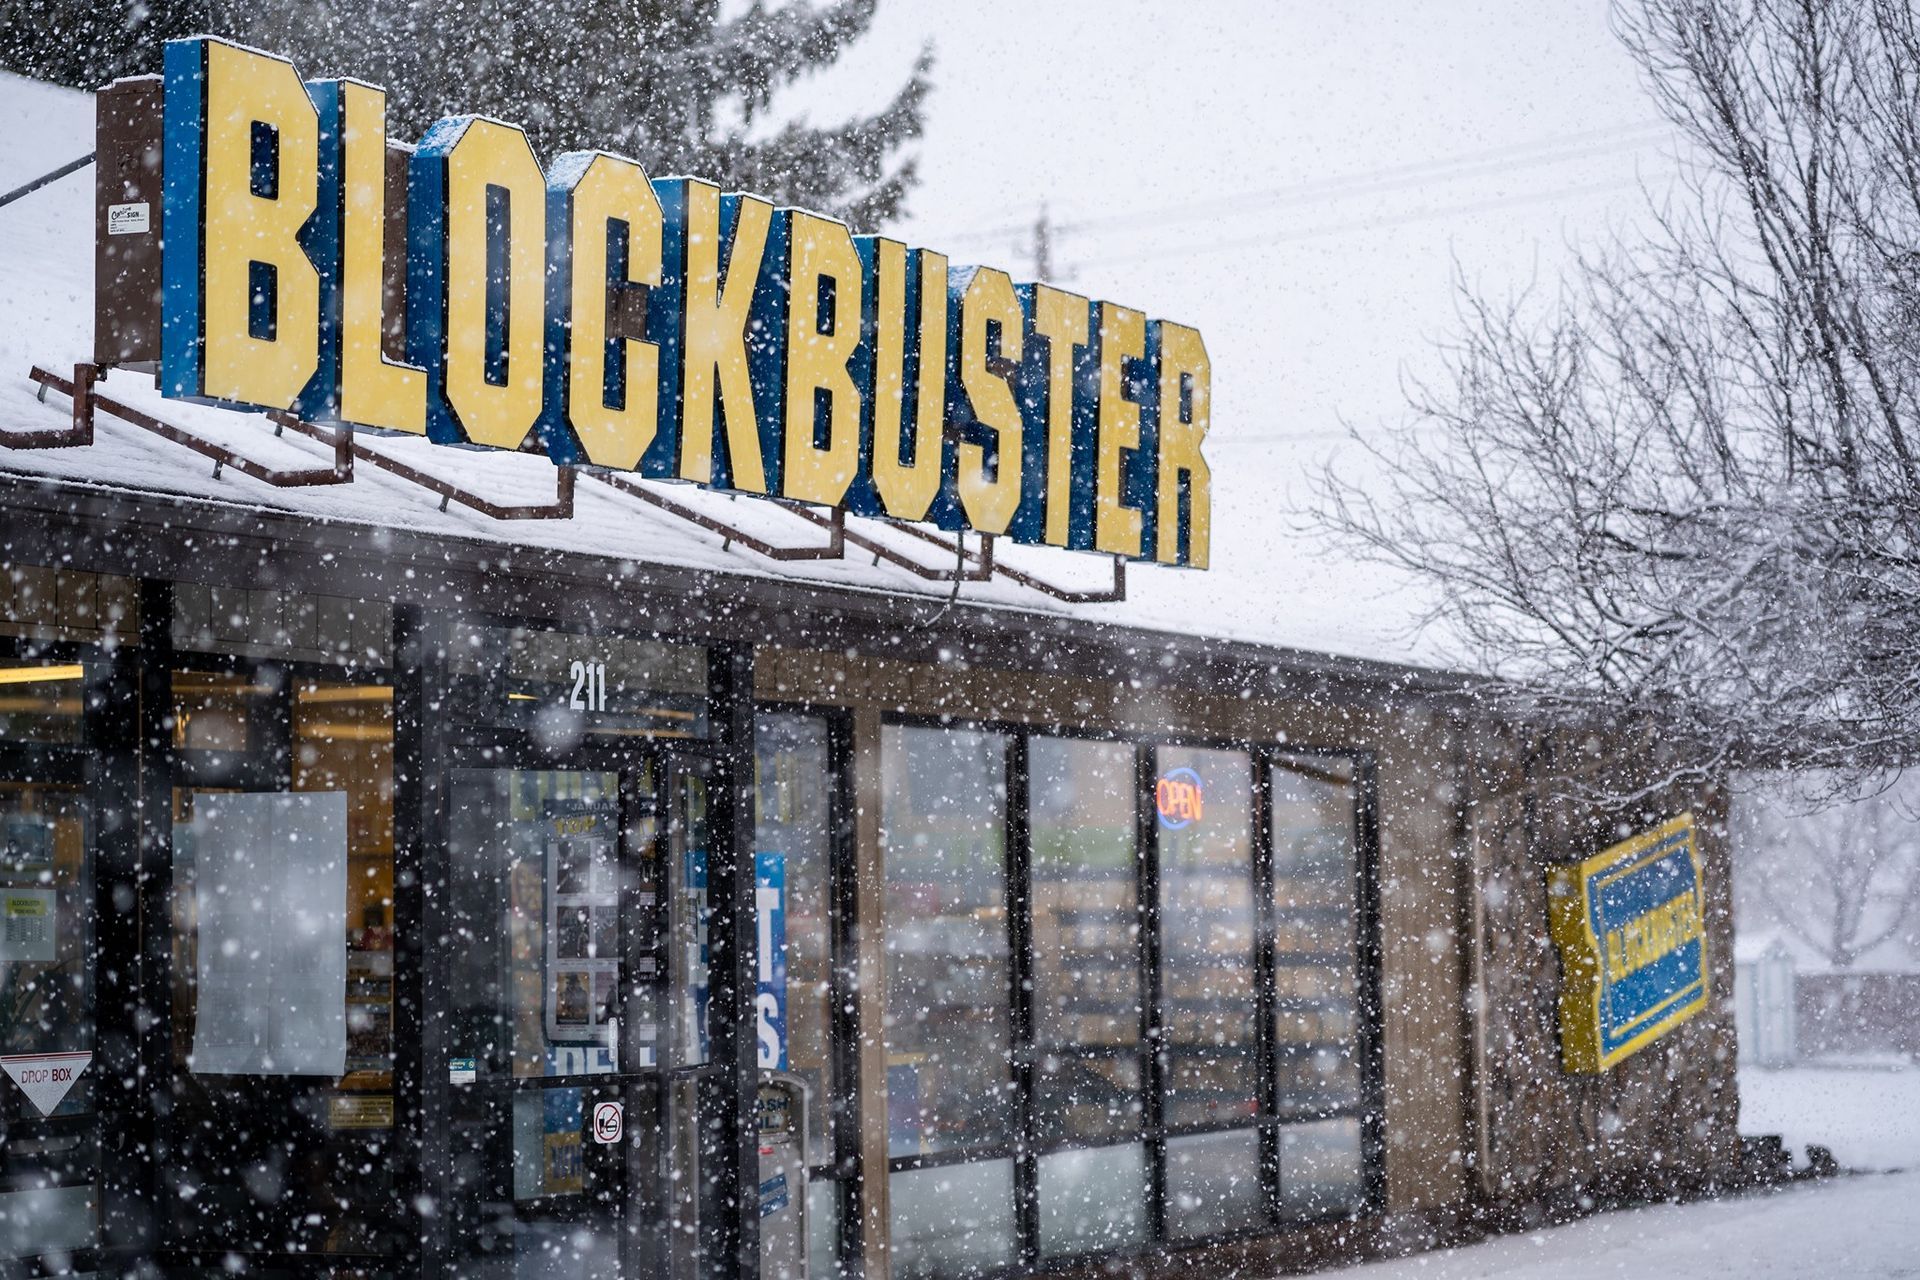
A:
[
  {"xmin": 1322, "ymin": 1063, "xmax": 1920, "ymax": 1279},
  {"xmin": 1326, "ymin": 1171, "xmax": 1920, "ymax": 1279},
  {"xmin": 1740, "ymin": 1063, "xmax": 1920, "ymax": 1174}
]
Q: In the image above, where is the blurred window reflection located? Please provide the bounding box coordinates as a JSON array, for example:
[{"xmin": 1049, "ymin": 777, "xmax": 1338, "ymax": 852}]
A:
[{"xmin": 880, "ymin": 725, "xmax": 1013, "ymax": 1158}]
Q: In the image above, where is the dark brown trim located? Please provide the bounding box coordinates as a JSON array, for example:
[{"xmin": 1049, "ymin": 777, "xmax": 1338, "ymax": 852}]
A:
[
  {"xmin": 0, "ymin": 468, "xmax": 1487, "ymax": 718},
  {"xmin": 391, "ymin": 603, "xmax": 438, "ymax": 1276},
  {"xmin": 704, "ymin": 643, "xmax": 761, "ymax": 1279},
  {"xmin": 596, "ymin": 472, "xmax": 846, "ymax": 561},
  {"xmin": 275, "ymin": 410, "xmax": 575, "ymax": 518},
  {"xmin": 27, "ymin": 366, "xmax": 353, "ymax": 486}
]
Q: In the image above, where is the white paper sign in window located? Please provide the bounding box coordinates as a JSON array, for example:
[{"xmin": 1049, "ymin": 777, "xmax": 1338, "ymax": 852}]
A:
[{"xmin": 189, "ymin": 792, "xmax": 348, "ymax": 1076}]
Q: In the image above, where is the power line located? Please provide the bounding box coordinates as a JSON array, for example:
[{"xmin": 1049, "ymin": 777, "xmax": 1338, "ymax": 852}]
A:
[
  {"xmin": 1052, "ymin": 130, "xmax": 1673, "ymax": 243},
  {"xmin": 1077, "ymin": 169, "xmax": 1676, "ymax": 269},
  {"xmin": 1211, "ymin": 423, "xmax": 1452, "ymax": 447},
  {"xmin": 919, "ymin": 120, "xmax": 1673, "ymax": 248}
]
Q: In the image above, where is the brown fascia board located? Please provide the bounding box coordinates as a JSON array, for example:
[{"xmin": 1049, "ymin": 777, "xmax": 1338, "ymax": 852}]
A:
[{"xmin": 0, "ymin": 467, "xmax": 1493, "ymax": 713}]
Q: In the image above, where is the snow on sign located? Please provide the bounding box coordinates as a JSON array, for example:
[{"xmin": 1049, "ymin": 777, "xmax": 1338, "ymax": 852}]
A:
[
  {"xmin": 150, "ymin": 37, "xmax": 1212, "ymax": 567},
  {"xmin": 1547, "ymin": 814, "xmax": 1710, "ymax": 1073},
  {"xmin": 2, "ymin": 1050, "xmax": 93, "ymax": 1116}
]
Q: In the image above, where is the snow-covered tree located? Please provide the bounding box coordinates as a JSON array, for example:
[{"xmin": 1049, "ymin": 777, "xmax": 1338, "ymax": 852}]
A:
[
  {"xmin": 0, "ymin": 0, "xmax": 210, "ymax": 88},
  {"xmin": 1735, "ymin": 773, "xmax": 1920, "ymax": 969},
  {"xmin": 232, "ymin": 0, "xmax": 932, "ymax": 227},
  {"xmin": 1318, "ymin": 0, "xmax": 1920, "ymax": 790}
]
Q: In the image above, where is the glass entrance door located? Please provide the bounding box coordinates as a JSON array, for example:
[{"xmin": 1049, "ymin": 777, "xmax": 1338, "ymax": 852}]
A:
[{"xmin": 441, "ymin": 756, "xmax": 711, "ymax": 1279}]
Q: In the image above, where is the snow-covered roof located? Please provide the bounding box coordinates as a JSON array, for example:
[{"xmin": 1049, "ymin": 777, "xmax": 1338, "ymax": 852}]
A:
[{"xmin": 0, "ymin": 71, "xmax": 1450, "ymax": 676}]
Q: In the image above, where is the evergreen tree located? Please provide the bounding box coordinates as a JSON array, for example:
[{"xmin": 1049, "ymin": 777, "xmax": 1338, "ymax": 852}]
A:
[
  {"xmin": 0, "ymin": 0, "xmax": 214, "ymax": 90},
  {"xmin": 232, "ymin": 0, "xmax": 931, "ymax": 227},
  {"xmin": 1, "ymin": 0, "xmax": 931, "ymax": 227}
]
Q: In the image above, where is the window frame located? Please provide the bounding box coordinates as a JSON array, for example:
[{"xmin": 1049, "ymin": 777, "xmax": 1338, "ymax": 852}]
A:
[
  {"xmin": 155, "ymin": 643, "xmax": 404, "ymax": 1263},
  {"xmin": 877, "ymin": 710, "xmax": 1385, "ymax": 1271},
  {"xmin": 754, "ymin": 699, "xmax": 863, "ymax": 1276}
]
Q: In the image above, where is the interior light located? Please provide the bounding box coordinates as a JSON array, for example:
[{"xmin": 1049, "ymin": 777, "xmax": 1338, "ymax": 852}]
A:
[
  {"xmin": 0, "ymin": 664, "xmax": 84, "ymax": 686},
  {"xmin": 296, "ymin": 685, "xmax": 394, "ymax": 704},
  {"xmin": 294, "ymin": 722, "xmax": 395, "ymax": 742}
]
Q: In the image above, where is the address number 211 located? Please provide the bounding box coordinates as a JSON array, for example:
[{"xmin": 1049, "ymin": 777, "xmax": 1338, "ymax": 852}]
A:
[{"xmin": 569, "ymin": 660, "xmax": 609, "ymax": 712}]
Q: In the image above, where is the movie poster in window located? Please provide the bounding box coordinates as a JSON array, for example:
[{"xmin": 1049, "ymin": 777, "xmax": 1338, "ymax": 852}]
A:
[
  {"xmin": 0, "ymin": 815, "xmax": 53, "ymax": 878},
  {"xmin": 544, "ymin": 798, "xmax": 620, "ymax": 1045}
]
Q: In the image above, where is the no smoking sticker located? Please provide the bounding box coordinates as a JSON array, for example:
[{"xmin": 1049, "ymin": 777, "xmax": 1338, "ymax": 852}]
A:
[{"xmin": 592, "ymin": 1100, "xmax": 623, "ymax": 1145}]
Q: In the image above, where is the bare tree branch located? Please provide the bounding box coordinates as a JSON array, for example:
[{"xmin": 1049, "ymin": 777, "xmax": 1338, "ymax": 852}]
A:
[{"xmin": 1317, "ymin": 0, "xmax": 1920, "ymax": 801}]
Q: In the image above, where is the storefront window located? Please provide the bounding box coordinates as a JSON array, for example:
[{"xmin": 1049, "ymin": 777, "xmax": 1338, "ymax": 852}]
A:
[
  {"xmin": 1165, "ymin": 1128, "xmax": 1263, "ymax": 1239},
  {"xmin": 1270, "ymin": 753, "xmax": 1367, "ymax": 1218},
  {"xmin": 1037, "ymin": 1143, "xmax": 1148, "ymax": 1259},
  {"xmin": 882, "ymin": 724, "xmax": 1014, "ymax": 1277},
  {"xmin": 890, "ymin": 1158, "xmax": 1015, "ymax": 1280},
  {"xmin": 1156, "ymin": 745, "xmax": 1258, "ymax": 1132},
  {"xmin": 0, "ymin": 661, "xmax": 86, "ymax": 745},
  {"xmin": 1030, "ymin": 738, "xmax": 1142, "ymax": 1119},
  {"xmin": 1278, "ymin": 1118, "xmax": 1365, "ymax": 1219},
  {"xmin": 879, "ymin": 727, "xmax": 1374, "ymax": 1264},
  {"xmin": 172, "ymin": 669, "xmax": 273, "ymax": 763},
  {"xmin": 1029, "ymin": 735, "xmax": 1147, "ymax": 1257},
  {"xmin": 669, "ymin": 765, "xmax": 710, "ymax": 1069},
  {"xmin": 881, "ymin": 725, "xmax": 1013, "ymax": 1158},
  {"xmin": 753, "ymin": 714, "xmax": 837, "ymax": 1170},
  {"xmin": 445, "ymin": 768, "xmax": 631, "ymax": 1082}
]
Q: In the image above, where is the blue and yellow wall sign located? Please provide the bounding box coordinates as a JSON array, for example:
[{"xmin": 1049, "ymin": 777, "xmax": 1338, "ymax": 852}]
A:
[
  {"xmin": 1546, "ymin": 813, "xmax": 1709, "ymax": 1074},
  {"xmin": 156, "ymin": 38, "xmax": 1213, "ymax": 567}
]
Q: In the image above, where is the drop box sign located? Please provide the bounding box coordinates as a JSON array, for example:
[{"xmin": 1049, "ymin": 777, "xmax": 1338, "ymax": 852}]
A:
[{"xmin": 1546, "ymin": 813, "xmax": 1709, "ymax": 1074}]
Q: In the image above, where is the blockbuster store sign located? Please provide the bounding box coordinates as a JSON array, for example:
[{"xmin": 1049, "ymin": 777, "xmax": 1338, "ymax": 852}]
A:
[
  {"xmin": 1546, "ymin": 814, "xmax": 1710, "ymax": 1073},
  {"xmin": 157, "ymin": 38, "xmax": 1212, "ymax": 566}
]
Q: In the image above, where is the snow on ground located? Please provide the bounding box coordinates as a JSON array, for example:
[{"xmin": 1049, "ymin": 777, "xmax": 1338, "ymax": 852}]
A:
[
  {"xmin": 1324, "ymin": 1172, "xmax": 1920, "ymax": 1280},
  {"xmin": 1740, "ymin": 1062, "xmax": 1920, "ymax": 1173},
  {"xmin": 1317, "ymin": 1064, "xmax": 1920, "ymax": 1279}
]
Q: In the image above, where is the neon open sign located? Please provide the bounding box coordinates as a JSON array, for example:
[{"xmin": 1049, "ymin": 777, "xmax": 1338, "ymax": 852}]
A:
[{"xmin": 1155, "ymin": 768, "xmax": 1204, "ymax": 830}]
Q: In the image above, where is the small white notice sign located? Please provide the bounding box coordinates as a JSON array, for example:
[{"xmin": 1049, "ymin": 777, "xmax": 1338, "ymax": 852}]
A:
[
  {"xmin": 0, "ymin": 889, "xmax": 56, "ymax": 962},
  {"xmin": 2, "ymin": 1050, "xmax": 92, "ymax": 1116},
  {"xmin": 107, "ymin": 202, "xmax": 150, "ymax": 235}
]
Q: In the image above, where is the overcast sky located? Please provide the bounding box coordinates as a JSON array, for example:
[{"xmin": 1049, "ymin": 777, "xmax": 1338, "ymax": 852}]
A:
[
  {"xmin": 763, "ymin": 2, "xmax": 1688, "ymax": 660},
  {"xmin": 798, "ymin": 1, "xmax": 1677, "ymax": 446}
]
